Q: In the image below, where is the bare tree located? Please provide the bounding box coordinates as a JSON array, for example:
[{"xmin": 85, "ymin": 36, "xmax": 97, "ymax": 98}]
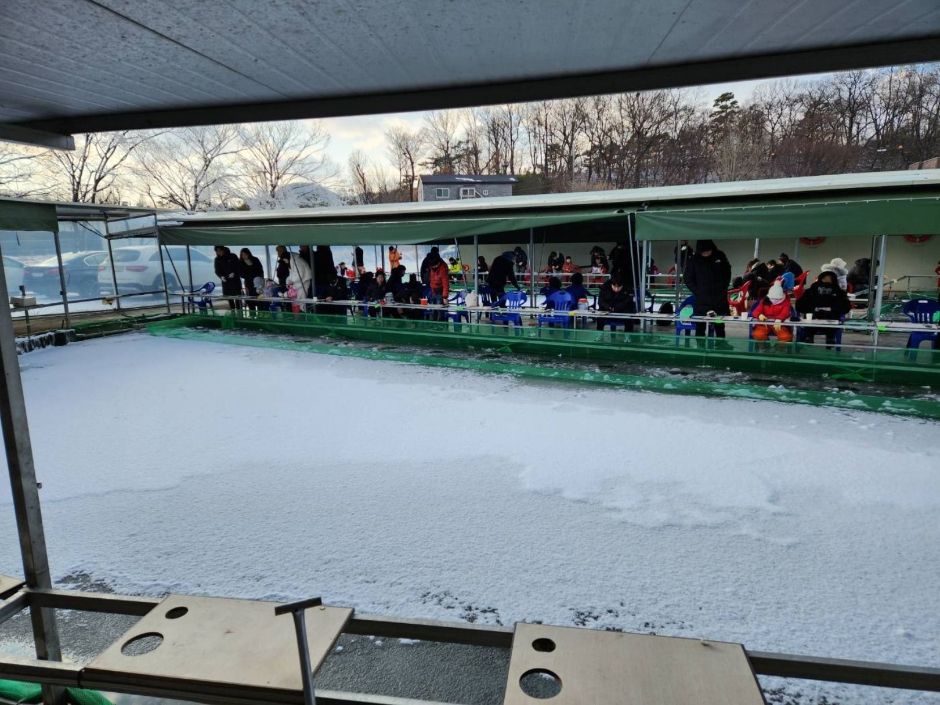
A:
[
  {"xmin": 237, "ymin": 121, "xmax": 336, "ymax": 208},
  {"xmin": 136, "ymin": 125, "xmax": 240, "ymax": 211},
  {"xmin": 422, "ymin": 111, "xmax": 461, "ymax": 173},
  {"xmin": 41, "ymin": 131, "xmax": 152, "ymax": 203},
  {"xmin": 386, "ymin": 126, "xmax": 424, "ymax": 200},
  {"xmin": 0, "ymin": 146, "xmax": 44, "ymax": 197}
]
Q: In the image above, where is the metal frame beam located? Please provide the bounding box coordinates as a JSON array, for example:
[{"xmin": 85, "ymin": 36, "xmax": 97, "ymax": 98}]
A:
[
  {"xmin": 0, "ymin": 125, "xmax": 75, "ymax": 151},
  {"xmin": 9, "ymin": 36, "xmax": 940, "ymax": 137}
]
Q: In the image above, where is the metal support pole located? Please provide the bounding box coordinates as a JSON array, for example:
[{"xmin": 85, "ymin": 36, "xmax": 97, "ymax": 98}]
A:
[
  {"xmin": 51, "ymin": 230, "xmax": 70, "ymax": 329},
  {"xmin": 638, "ymin": 239, "xmax": 648, "ymax": 333},
  {"xmin": 275, "ymin": 597, "xmax": 322, "ymax": 705},
  {"xmin": 0, "ymin": 250, "xmax": 65, "ymax": 705},
  {"xmin": 156, "ymin": 231, "xmax": 172, "ymax": 314},
  {"xmin": 104, "ymin": 220, "xmax": 121, "ymax": 312},
  {"xmin": 454, "ymin": 238, "xmax": 468, "ymax": 293},
  {"xmin": 674, "ymin": 239, "xmax": 681, "ymax": 309},
  {"xmin": 265, "ymin": 246, "xmax": 272, "ymax": 281},
  {"xmin": 473, "ymin": 234, "xmax": 479, "ymax": 291},
  {"xmin": 753, "ymin": 238, "xmax": 760, "ymax": 259},
  {"xmin": 871, "ymin": 234, "xmax": 888, "ymax": 348},
  {"xmin": 528, "ymin": 228, "xmax": 535, "ymax": 309},
  {"xmin": 310, "ymin": 244, "xmax": 317, "ymax": 301},
  {"xmin": 185, "ymin": 246, "xmax": 194, "ymax": 292}
]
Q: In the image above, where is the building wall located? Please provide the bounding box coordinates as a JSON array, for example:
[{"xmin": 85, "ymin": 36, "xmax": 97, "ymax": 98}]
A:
[{"xmin": 418, "ymin": 182, "xmax": 513, "ymax": 202}]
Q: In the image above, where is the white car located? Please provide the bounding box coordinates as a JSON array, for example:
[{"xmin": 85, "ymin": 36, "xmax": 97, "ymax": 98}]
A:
[
  {"xmin": 97, "ymin": 246, "xmax": 217, "ymax": 294},
  {"xmin": 3, "ymin": 255, "xmax": 25, "ymax": 296}
]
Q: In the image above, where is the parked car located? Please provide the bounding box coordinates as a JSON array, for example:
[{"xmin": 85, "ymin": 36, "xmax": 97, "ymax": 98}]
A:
[
  {"xmin": 22, "ymin": 251, "xmax": 107, "ymax": 299},
  {"xmin": 97, "ymin": 246, "xmax": 217, "ymax": 295},
  {"xmin": 3, "ymin": 255, "xmax": 25, "ymax": 296}
]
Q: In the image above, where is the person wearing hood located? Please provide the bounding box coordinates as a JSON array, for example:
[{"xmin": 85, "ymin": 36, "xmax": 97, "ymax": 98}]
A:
[
  {"xmin": 751, "ymin": 279, "xmax": 794, "ymax": 342},
  {"xmin": 779, "ymin": 253, "xmax": 803, "ymax": 277},
  {"xmin": 821, "ymin": 257, "xmax": 849, "ymax": 291},
  {"xmin": 420, "ymin": 246, "xmax": 440, "ymax": 284},
  {"xmin": 487, "ymin": 251, "xmax": 520, "ymax": 297},
  {"xmin": 847, "ymin": 258, "xmax": 871, "ymax": 293},
  {"xmin": 356, "ymin": 271, "xmax": 374, "ymax": 301},
  {"xmin": 513, "ymin": 246, "xmax": 529, "ymax": 273},
  {"xmin": 214, "ymin": 245, "xmax": 242, "ymax": 310},
  {"xmin": 319, "ymin": 274, "xmax": 349, "ymax": 316},
  {"xmin": 425, "ymin": 250, "xmax": 449, "ymax": 320},
  {"xmin": 796, "ymin": 270, "xmax": 851, "ymax": 346},
  {"xmin": 683, "ymin": 239, "xmax": 732, "ymax": 337}
]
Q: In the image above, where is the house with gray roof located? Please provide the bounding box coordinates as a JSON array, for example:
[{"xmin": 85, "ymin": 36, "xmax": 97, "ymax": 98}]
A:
[{"xmin": 417, "ymin": 174, "xmax": 517, "ymax": 202}]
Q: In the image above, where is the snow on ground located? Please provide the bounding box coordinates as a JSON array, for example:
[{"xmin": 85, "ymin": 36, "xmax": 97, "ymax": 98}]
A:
[{"xmin": 1, "ymin": 333, "xmax": 939, "ymax": 702}]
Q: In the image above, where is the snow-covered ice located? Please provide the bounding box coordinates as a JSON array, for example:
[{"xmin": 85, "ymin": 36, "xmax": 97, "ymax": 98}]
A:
[{"xmin": 1, "ymin": 333, "xmax": 938, "ymax": 702}]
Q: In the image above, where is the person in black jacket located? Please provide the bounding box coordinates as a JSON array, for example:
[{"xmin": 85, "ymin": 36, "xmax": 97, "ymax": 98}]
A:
[
  {"xmin": 683, "ymin": 239, "xmax": 732, "ymax": 338},
  {"xmin": 313, "ymin": 246, "xmax": 335, "ymax": 296},
  {"xmin": 487, "ymin": 251, "xmax": 520, "ymax": 297},
  {"xmin": 596, "ymin": 276, "xmax": 636, "ymax": 332},
  {"xmin": 318, "ymin": 275, "xmax": 348, "ymax": 316},
  {"xmin": 387, "ymin": 265, "xmax": 406, "ymax": 296},
  {"xmin": 214, "ymin": 245, "xmax": 242, "ymax": 310},
  {"xmin": 274, "ymin": 245, "xmax": 291, "ymax": 287},
  {"xmin": 796, "ymin": 270, "xmax": 851, "ymax": 347},
  {"xmin": 398, "ymin": 274, "xmax": 425, "ymax": 320},
  {"xmin": 779, "ymin": 253, "xmax": 803, "ymax": 277},
  {"xmin": 238, "ymin": 248, "xmax": 264, "ymax": 311},
  {"xmin": 513, "ymin": 246, "xmax": 528, "ymax": 273},
  {"xmin": 366, "ymin": 271, "xmax": 388, "ymax": 301}
]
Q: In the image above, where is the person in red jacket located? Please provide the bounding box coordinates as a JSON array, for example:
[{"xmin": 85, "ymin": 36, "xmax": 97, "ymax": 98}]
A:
[
  {"xmin": 751, "ymin": 279, "xmax": 793, "ymax": 342},
  {"xmin": 427, "ymin": 250, "xmax": 449, "ymax": 320}
]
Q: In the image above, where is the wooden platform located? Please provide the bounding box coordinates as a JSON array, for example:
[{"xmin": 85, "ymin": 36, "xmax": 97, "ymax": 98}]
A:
[
  {"xmin": 0, "ymin": 574, "xmax": 24, "ymax": 599},
  {"xmin": 84, "ymin": 594, "xmax": 352, "ymax": 703},
  {"xmin": 504, "ymin": 623, "xmax": 766, "ymax": 705}
]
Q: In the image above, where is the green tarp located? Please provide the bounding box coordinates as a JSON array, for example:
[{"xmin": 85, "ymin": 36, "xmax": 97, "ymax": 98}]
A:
[
  {"xmin": 0, "ymin": 200, "xmax": 58, "ymax": 233},
  {"xmin": 635, "ymin": 195, "xmax": 940, "ymax": 241},
  {"xmin": 158, "ymin": 209, "xmax": 626, "ymax": 246}
]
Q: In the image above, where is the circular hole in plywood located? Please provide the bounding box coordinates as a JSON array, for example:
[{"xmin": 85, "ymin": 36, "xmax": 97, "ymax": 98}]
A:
[
  {"xmin": 519, "ymin": 669, "xmax": 562, "ymax": 699},
  {"xmin": 165, "ymin": 606, "xmax": 188, "ymax": 619},
  {"xmin": 532, "ymin": 638, "xmax": 556, "ymax": 652},
  {"xmin": 121, "ymin": 632, "xmax": 163, "ymax": 656}
]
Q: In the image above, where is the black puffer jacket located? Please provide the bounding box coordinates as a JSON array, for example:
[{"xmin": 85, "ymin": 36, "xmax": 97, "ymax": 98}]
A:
[
  {"xmin": 215, "ymin": 251, "xmax": 242, "ymax": 294},
  {"xmin": 487, "ymin": 253, "xmax": 519, "ymax": 293},
  {"xmin": 684, "ymin": 248, "xmax": 732, "ymax": 315},
  {"xmin": 239, "ymin": 256, "xmax": 264, "ymax": 294},
  {"xmin": 597, "ymin": 282, "xmax": 635, "ymax": 314},
  {"xmin": 796, "ymin": 277, "xmax": 851, "ymax": 320}
]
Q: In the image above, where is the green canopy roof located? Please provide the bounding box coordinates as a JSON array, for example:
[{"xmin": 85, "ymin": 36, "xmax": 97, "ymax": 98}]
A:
[
  {"xmin": 635, "ymin": 194, "xmax": 940, "ymax": 241},
  {"xmin": 0, "ymin": 200, "xmax": 58, "ymax": 233},
  {"xmin": 159, "ymin": 208, "xmax": 627, "ymax": 247}
]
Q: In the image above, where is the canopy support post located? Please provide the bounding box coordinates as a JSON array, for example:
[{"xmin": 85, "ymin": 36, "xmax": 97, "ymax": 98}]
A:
[
  {"xmin": 186, "ymin": 246, "xmax": 193, "ymax": 293},
  {"xmin": 753, "ymin": 238, "xmax": 760, "ymax": 259},
  {"xmin": 309, "ymin": 244, "xmax": 317, "ymax": 304},
  {"xmin": 674, "ymin": 240, "xmax": 681, "ymax": 311},
  {"xmin": 104, "ymin": 220, "xmax": 121, "ymax": 312},
  {"xmin": 638, "ymin": 238, "xmax": 648, "ymax": 333},
  {"xmin": 156, "ymin": 219, "xmax": 171, "ymax": 313},
  {"xmin": 52, "ymin": 229, "xmax": 70, "ymax": 329},
  {"xmin": 528, "ymin": 228, "xmax": 535, "ymax": 308},
  {"xmin": 871, "ymin": 234, "xmax": 888, "ymax": 348},
  {"xmin": 473, "ymin": 234, "xmax": 479, "ymax": 292},
  {"xmin": 265, "ymin": 246, "xmax": 272, "ymax": 282},
  {"xmin": 0, "ymin": 247, "xmax": 65, "ymax": 705}
]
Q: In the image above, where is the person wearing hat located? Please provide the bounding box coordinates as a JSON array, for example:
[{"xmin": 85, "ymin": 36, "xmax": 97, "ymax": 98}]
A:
[
  {"xmin": 821, "ymin": 257, "xmax": 849, "ymax": 290},
  {"xmin": 683, "ymin": 239, "xmax": 732, "ymax": 337},
  {"xmin": 796, "ymin": 270, "xmax": 850, "ymax": 347},
  {"xmin": 751, "ymin": 279, "xmax": 794, "ymax": 342},
  {"xmin": 420, "ymin": 246, "xmax": 440, "ymax": 285}
]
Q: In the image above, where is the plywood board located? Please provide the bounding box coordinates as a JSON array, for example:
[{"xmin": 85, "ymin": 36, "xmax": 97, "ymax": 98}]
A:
[
  {"xmin": 86, "ymin": 594, "xmax": 351, "ymax": 698},
  {"xmin": 504, "ymin": 623, "xmax": 765, "ymax": 705},
  {"xmin": 0, "ymin": 574, "xmax": 24, "ymax": 599}
]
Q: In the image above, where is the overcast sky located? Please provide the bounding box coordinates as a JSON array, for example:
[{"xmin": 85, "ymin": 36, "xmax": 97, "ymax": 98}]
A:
[{"xmin": 315, "ymin": 71, "xmax": 836, "ymax": 172}]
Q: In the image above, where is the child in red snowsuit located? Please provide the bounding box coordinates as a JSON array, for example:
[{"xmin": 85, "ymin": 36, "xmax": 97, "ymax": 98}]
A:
[{"xmin": 751, "ymin": 280, "xmax": 793, "ymax": 342}]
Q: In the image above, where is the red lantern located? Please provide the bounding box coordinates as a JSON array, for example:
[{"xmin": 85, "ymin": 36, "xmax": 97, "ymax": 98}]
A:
[
  {"xmin": 903, "ymin": 235, "xmax": 932, "ymax": 244},
  {"xmin": 799, "ymin": 237, "xmax": 826, "ymax": 247}
]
